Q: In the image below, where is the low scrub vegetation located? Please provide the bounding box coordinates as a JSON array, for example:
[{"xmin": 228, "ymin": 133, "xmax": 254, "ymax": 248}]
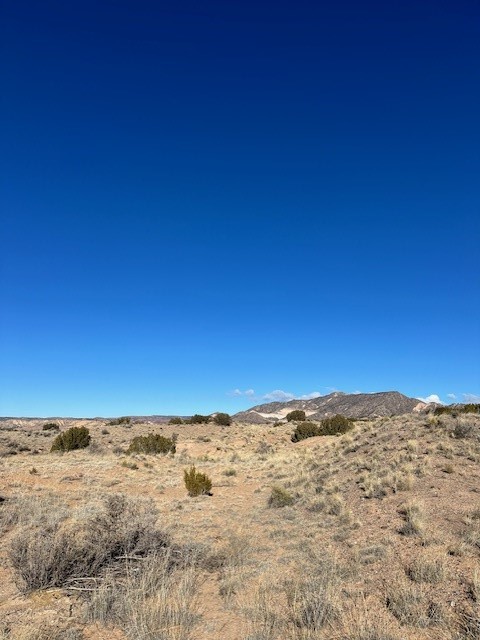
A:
[
  {"xmin": 398, "ymin": 501, "xmax": 425, "ymax": 537},
  {"xmin": 291, "ymin": 421, "xmax": 322, "ymax": 442},
  {"xmin": 168, "ymin": 416, "xmax": 183, "ymax": 425},
  {"xmin": 184, "ymin": 466, "xmax": 212, "ymax": 496},
  {"xmin": 434, "ymin": 403, "xmax": 480, "ymax": 416},
  {"xmin": 319, "ymin": 414, "xmax": 354, "ymax": 435},
  {"xmin": 213, "ymin": 412, "xmax": 232, "ymax": 426},
  {"xmin": 286, "ymin": 409, "xmax": 306, "ymax": 422},
  {"xmin": 86, "ymin": 552, "xmax": 200, "ymax": 640},
  {"xmin": 42, "ymin": 422, "xmax": 60, "ymax": 431},
  {"xmin": 291, "ymin": 415, "xmax": 353, "ymax": 442},
  {"xmin": 188, "ymin": 414, "xmax": 210, "ymax": 424},
  {"xmin": 10, "ymin": 494, "xmax": 171, "ymax": 592},
  {"xmin": 50, "ymin": 426, "xmax": 91, "ymax": 452},
  {"xmin": 127, "ymin": 433, "xmax": 176, "ymax": 455},
  {"xmin": 268, "ymin": 486, "xmax": 295, "ymax": 508},
  {"xmin": 3, "ymin": 410, "xmax": 480, "ymax": 639},
  {"xmin": 107, "ymin": 416, "xmax": 131, "ymax": 426}
]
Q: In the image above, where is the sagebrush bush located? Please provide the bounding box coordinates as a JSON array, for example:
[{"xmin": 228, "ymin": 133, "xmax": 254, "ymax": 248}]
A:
[
  {"xmin": 127, "ymin": 433, "xmax": 176, "ymax": 455},
  {"xmin": 42, "ymin": 422, "xmax": 60, "ymax": 431},
  {"xmin": 291, "ymin": 422, "xmax": 322, "ymax": 442},
  {"xmin": 184, "ymin": 466, "xmax": 212, "ymax": 496},
  {"xmin": 10, "ymin": 494, "xmax": 170, "ymax": 592},
  {"xmin": 50, "ymin": 426, "xmax": 91, "ymax": 452},
  {"xmin": 268, "ymin": 486, "xmax": 294, "ymax": 508},
  {"xmin": 214, "ymin": 412, "xmax": 232, "ymax": 426},
  {"xmin": 286, "ymin": 409, "xmax": 306, "ymax": 422},
  {"xmin": 168, "ymin": 417, "xmax": 183, "ymax": 425},
  {"xmin": 453, "ymin": 420, "xmax": 475, "ymax": 439}
]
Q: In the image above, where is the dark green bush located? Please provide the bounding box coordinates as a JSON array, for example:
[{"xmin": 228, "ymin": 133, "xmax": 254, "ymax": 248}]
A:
[
  {"xmin": 291, "ymin": 415, "xmax": 353, "ymax": 442},
  {"xmin": 168, "ymin": 417, "xmax": 183, "ymax": 425},
  {"xmin": 214, "ymin": 413, "xmax": 231, "ymax": 426},
  {"xmin": 42, "ymin": 422, "xmax": 60, "ymax": 431},
  {"xmin": 188, "ymin": 414, "xmax": 210, "ymax": 424},
  {"xmin": 50, "ymin": 427, "xmax": 91, "ymax": 452},
  {"xmin": 127, "ymin": 434, "xmax": 176, "ymax": 455},
  {"xmin": 291, "ymin": 422, "xmax": 322, "ymax": 442},
  {"xmin": 318, "ymin": 414, "xmax": 353, "ymax": 435},
  {"xmin": 184, "ymin": 466, "xmax": 212, "ymax": 496},
  {"xmin": 286, "ymin": 410, "xmax": 306, "ymax": 422}
]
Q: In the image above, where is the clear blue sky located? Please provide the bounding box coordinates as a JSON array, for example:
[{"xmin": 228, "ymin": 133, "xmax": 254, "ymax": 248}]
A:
[{"xmin": 1, "ymin": 1, "xmax": 479, "ymax": 417}]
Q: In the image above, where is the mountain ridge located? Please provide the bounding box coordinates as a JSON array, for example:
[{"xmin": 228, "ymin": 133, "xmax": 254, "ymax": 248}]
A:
[{"xmin": 233, "ymin": 391, "xmax": 427, "ymax": 423}]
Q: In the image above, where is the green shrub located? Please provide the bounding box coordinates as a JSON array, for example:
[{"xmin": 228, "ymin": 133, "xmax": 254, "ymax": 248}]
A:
[
  {"xmin": 319, "ymin": 414, "xmax": 353, "ymax": 435},
  {"xmin": 434, "ymin": 404, "xmax": 480, "ymax": 416},
  {"xmin": 214, "ymin": 412, "xmax": 231, "ymax": 426},
  {"xmin": 268, "ymin": 486, "xmax": 295, "ymax": 508},
  {"xmin": 127, "ymin": 434, "xmax": 176, "ymax": 455},
  {"xmin": 50, "ymin": 427, "xmax": 91, "ymax": 452},
  {"xmin": 188, "ymin": 414, "xmax": 211, "ymax": 424},
  {"xmin": 184, "ymin": 466, "xmax": 212, "ymax": 496},
  {"xmin": 168, "ymin": 417, "xmax": 183, "ymax": 425},
  {"xmin": 286, "ymin": 410, "xmax": 306, "ymax": 422},
  {"xmin": 291, "ymin": 415, "xmax": 353, "ymax": 442},
  {"xmin": 107, "ymin": 416, "xmax": 131, "ymax": 426},
  {"xmin": 291, "ymin": 422, "xmax": 322, "ymax": 442},
  {"xmin": 42, "ymin": 422, "xmax": 60, "ymax": 431}
]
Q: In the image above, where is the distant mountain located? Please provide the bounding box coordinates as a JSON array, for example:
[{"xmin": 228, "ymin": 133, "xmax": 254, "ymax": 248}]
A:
[
  {"xmin": 0, "ymin": 415, "xmax": 187, "ymax": 429},
  {"xmin": 233, "ymin": 391, "xmax": 427, "ymax": 423}
]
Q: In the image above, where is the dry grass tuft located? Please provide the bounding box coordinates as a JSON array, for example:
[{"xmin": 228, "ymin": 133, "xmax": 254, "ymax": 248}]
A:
[
  {"xmin": 406, "ymin": 553, "xmax": 446, "ymax": 584},
  {"xmin": 86, "ymin": 551, "xmax": 201, "ymax": 640},
  {"xmin": 398, "ymin": 500, "xmax": 425, "ymax": 537},
  {"xmin": 385, "ymin": 578, "xmax": 429, "ymax": 627}
]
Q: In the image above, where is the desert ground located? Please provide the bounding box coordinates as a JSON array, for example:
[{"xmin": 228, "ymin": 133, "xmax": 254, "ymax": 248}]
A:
[{"xmin": 1, "ymin": 412, "xmax": 480, "ymax": 639}]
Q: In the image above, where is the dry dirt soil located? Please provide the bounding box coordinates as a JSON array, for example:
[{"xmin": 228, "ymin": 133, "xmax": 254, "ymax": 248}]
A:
[{"xmin": 1, "ymin": 413, "xmax": 480, "ymax": 639}]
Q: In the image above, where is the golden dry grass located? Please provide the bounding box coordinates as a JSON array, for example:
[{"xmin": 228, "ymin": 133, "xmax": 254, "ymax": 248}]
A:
[{"xmin": 1, "ymin": 413, "xmax": 480, "ymax": 639}]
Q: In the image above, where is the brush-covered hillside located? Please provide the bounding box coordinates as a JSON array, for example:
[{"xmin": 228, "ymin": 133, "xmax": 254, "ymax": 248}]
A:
[
  {"xmin": 1, "ymin": 409, "xmax": 480, "ymax": 639},
  {"xmin": 234, "ymin": 391, "xmax": 427, "ymax": 423}
]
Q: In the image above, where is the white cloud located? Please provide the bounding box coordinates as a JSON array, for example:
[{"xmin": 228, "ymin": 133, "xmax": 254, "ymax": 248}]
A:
[
  {"xmin": 262, "ymin": 389, "xmax": 324, "ymax": 402},
  {"xmin": 463, "ymin": 393, "xmax": 480, "ymax": 403},
  {"xmin": 227, "ymin": 388, "xmax": 256, "ymax": 397},
  {"xmin": 417, "ymin": 394, "xmax": 444, "ymax": 404},
  {"xmin": 447, "ymin": 393, "xmax": 457, "ymax": 400},
  {"xmin": 263, "ymin": 389, "xmax": 296, "ymax": 402}
]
